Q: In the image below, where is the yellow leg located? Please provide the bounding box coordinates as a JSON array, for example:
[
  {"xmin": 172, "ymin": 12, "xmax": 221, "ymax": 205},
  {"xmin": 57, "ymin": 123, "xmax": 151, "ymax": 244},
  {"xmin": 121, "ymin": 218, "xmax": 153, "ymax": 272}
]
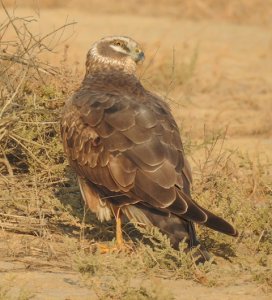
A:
[
  {"xmin": 115, "ymin": 208, "xmax": 123, "ymax": 249},
  {"xmin": 91, "ymin": 207, "xmax": 132, "ymax": 253}
]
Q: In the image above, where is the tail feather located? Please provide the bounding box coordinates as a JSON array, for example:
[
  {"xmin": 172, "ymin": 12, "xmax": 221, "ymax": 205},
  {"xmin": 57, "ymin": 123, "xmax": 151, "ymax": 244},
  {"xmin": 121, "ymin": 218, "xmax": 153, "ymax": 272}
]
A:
[
  {"xmin": 174, "ymin": 190, "xmax": 238, "ymax": 237},
  {"xmin": 197, "ymin": 205, "xmax": 238, "ymax": 236},
  {"xmin": 122, "ymin": 203, "xmax": 211, "ymax": 262}
]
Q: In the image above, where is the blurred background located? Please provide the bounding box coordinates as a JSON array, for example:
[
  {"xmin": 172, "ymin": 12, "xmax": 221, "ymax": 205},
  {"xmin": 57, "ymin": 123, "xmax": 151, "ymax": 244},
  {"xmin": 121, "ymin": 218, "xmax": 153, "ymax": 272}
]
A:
[{"xmin": 3, "ymin": 0, "xmax": 272, "ymax": 23}]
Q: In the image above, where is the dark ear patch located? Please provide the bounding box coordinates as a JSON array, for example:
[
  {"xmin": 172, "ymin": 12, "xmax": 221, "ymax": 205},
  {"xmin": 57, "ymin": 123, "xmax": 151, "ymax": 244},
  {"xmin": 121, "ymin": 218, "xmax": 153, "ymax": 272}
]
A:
[
  {"xmin": 112, "ymin": 39, "xmax": 129, "ymax": 52},
  {"xmin": 113, "ymin": 40, "xmax": 124, "ymax": 46},
  {"xmin": 97, "ymin": 40, "xmax": 128, "ymax": 59}
]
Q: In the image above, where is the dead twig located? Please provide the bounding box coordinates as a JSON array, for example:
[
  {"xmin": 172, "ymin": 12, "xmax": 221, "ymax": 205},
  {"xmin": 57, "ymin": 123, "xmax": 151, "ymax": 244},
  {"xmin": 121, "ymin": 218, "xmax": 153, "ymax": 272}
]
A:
[
  {"xmin": 0, "ymin": 157, "xmax": 14, "ymax": 177},
  {"xmin": 0, "ymin": 52, "xmax": 59, "ymax": 75},
  {"xmin": 0, "ymin": 68, "xmax": 27, "ymax": 118}
]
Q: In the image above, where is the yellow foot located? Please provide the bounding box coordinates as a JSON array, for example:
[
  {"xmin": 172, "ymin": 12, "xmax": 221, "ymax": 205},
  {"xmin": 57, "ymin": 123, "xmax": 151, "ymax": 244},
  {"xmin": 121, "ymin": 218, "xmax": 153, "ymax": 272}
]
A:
[
  {"xmin": 91, "ymin": 241, "xmax": 134, "ymax": 254},
  {"xmin": 91, "ymin": 242, "xmax": 112, "ymax": 254},
  {"xmin": 115, "ymin": 240, "xmax": 134, "ymax": 253}
]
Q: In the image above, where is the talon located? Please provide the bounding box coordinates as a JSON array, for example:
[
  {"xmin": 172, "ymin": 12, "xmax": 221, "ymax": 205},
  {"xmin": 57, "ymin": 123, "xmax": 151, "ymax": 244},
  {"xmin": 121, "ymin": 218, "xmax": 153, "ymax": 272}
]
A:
[
  {"xmin": 90, "ymin": 207, "xmax": 134, "ymax": 254},
  {"xmin": 91, "ymin": 242, "xmax": 133, "ymax": 254},
  {"xmin": 91, "ymin": 242, "xmax": 112, "ymax": 254}
]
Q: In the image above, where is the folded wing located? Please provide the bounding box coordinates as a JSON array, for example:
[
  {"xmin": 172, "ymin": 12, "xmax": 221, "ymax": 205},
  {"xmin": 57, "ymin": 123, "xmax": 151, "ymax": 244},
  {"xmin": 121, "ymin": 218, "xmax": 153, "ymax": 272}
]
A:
[{"xmin": 61, "ymin": 82, "xmax": 237, "ymax": 237}]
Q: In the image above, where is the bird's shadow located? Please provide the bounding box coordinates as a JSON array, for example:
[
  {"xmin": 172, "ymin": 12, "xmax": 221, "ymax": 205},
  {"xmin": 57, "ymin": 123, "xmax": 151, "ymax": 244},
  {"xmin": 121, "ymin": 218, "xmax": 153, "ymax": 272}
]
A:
[
  {"xmin": 53, "ymin": 166, "xmax": 142, "ymax": 244},
  {"xmin": 200, "ymin": 234, "xmax": 237, "ymax": 260}
]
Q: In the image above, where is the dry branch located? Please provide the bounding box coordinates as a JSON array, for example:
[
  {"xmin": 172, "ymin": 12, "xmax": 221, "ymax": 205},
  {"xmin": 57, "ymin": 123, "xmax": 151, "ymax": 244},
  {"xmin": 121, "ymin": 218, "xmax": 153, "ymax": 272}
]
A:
[
  {"xmin": 0, "ymin": 2, "xmax": 76, "ymax": 179},
  {"xmin": 0, "ymin": 52, "xmax": 59, "ymax": 75}
]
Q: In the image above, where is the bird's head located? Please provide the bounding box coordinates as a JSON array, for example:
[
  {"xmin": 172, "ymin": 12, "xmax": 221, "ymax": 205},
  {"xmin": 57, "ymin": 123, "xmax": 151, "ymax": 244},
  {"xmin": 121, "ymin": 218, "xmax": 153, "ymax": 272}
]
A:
[{"xmin": 86, "ymin": 36, "xmax": 145, "ymax": 75}]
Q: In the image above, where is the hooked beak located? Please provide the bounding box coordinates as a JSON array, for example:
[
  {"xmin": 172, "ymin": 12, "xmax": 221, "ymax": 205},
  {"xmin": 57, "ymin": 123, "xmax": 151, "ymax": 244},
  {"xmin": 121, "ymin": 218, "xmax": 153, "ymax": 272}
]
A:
[{"xmin": 134, "ymin": 51, "xmax": 145, "ymax": 63}]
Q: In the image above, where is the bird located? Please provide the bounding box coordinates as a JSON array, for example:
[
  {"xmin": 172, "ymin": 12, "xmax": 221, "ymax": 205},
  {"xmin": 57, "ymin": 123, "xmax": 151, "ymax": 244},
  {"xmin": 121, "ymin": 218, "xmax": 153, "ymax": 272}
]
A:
[{"xmin": 60, "ymin": 36, "xmax": 238, "ymax": 259}]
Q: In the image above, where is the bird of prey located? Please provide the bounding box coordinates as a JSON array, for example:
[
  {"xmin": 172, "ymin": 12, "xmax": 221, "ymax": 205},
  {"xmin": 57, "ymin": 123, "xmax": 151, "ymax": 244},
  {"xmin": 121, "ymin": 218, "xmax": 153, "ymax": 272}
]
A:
[{"xmin": 61, "ymin": 36, "xmax": 237, "ymax": 257}]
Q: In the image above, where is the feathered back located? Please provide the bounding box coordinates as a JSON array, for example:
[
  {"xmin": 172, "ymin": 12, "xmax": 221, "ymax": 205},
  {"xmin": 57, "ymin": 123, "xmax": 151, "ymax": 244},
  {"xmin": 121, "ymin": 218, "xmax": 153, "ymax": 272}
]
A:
[{"xmin": 61, "ymin": 69, "xmax": 237, "ymax": 237}]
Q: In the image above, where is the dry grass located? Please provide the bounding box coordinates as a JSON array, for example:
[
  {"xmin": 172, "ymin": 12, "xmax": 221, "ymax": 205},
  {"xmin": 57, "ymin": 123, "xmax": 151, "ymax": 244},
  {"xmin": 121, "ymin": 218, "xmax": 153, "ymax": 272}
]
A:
[{"xmin": 0, "ymin": 2, "xmax": 272, "ymax": 299}]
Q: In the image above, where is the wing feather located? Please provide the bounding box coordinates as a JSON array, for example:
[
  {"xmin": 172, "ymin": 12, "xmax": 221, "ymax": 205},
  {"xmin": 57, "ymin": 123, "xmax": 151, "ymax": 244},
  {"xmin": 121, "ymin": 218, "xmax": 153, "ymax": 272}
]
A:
[
  {"xmin": 134, "ymin": 170, "xmax": 176, "ymax": 207},
  {"xmin": 95, "ymin": 121, "xmax": 114, "ymax": 138},
  {"xmin": 81, "ymin": 107, "xmax": 104, "ymax": 126},
  {"xmin": 125, "ymin": 138, "xmax": 165, "ymax": 167},
  {"xmin": 108, "ymin": 155, "xmax": 136, "ymax": 189},
  {"xmin": 105, "ymin": 106, "xmax": 136, "ymax": 131},
  {"xmin": 140, "ymin": 160, "xmax": 177, "ymax": 189},
  {"xmin": 61, "ymin": 74, "xmax": 237, "ymax": 237},
  {"xmin": 135, "ymin": 106, "xmax": 157, "ymax": 128},
  {"xmin": 103, "ymin": 131, "xmax": 133, "ymax": 151},
  {"xmin": 122, "ymin": 124, "xmax": 152, "ymax": 144}
]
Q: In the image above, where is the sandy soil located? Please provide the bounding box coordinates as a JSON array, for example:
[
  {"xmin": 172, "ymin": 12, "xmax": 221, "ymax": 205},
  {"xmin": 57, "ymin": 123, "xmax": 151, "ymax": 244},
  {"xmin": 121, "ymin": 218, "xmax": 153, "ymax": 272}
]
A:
[
  {"xmin": 0, "ymin": 256, "xmax": 270, "ymax": 300},
  {"xmin": 0, "ymin": 5, "xmax": 272, "ymax": 299}
]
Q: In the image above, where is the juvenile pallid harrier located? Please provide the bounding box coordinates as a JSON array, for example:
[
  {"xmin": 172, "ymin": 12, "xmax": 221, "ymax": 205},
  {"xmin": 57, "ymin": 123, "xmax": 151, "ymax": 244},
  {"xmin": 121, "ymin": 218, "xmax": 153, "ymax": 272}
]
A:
[{"xmin": 61, "ymin": 36, "xmax": 237, "ymax": 257}]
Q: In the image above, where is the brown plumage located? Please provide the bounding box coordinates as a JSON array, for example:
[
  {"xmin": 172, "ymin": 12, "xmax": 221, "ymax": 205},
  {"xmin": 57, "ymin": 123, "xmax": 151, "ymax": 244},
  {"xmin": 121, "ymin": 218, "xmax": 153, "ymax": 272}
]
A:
[{"xmin": 61, "ymin": 36, "xmax": 238, "ymax": 258}]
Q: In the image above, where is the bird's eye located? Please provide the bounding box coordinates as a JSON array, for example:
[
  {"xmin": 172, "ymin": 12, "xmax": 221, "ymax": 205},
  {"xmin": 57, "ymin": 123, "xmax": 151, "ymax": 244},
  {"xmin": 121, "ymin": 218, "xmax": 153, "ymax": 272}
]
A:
[
  {"xmin": 114, "ymin": 41, "xmax": 122, "ymax": 46},
  {"xmin": 135, "ymin": 48, "xmax": 140, "ymax": 53}
]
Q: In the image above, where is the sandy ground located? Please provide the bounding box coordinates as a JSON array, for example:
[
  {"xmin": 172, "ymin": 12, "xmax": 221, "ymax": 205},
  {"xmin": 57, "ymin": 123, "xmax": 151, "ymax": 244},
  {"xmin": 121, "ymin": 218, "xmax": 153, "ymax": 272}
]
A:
[
  {"xmin": 0, "ymin": 258, "xmax": 270, "ymax": 300},
  {"xmin": 0, "ymin": 5, "xmax": 272, "ymax": 300}
]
